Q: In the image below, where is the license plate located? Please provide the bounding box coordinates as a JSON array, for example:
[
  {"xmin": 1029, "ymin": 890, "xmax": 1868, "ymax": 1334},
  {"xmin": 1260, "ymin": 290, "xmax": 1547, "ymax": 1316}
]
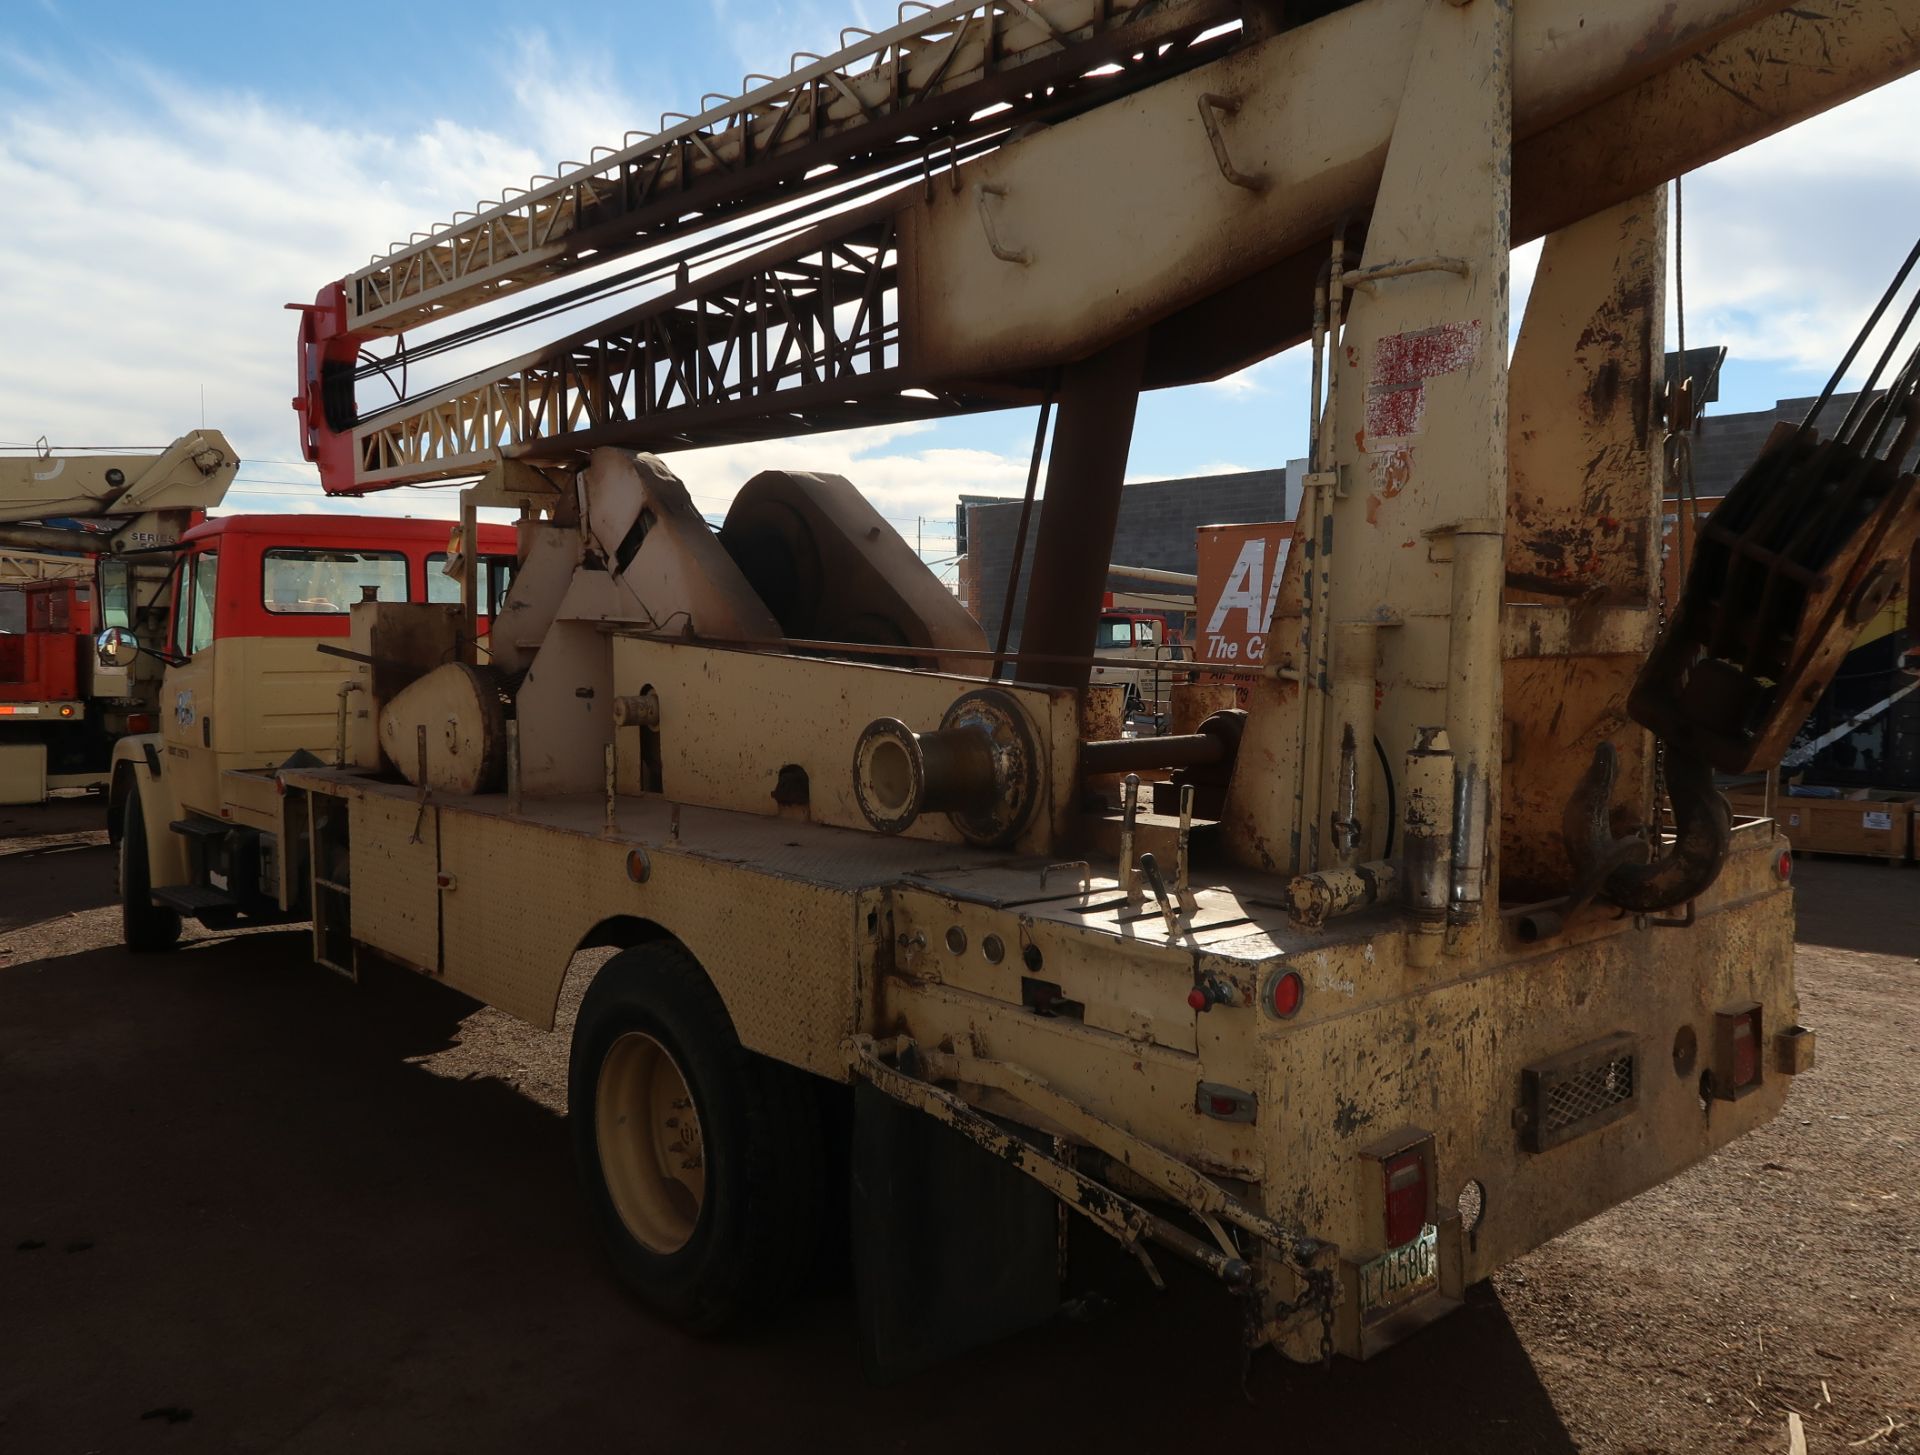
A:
[{"xmin": 1358, "ymin": 1224, "xmax": 1438, "ymax": 1318}]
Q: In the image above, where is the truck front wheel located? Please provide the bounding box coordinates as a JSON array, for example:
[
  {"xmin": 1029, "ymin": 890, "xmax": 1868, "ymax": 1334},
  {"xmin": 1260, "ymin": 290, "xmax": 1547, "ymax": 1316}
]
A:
[
  {"xmin": 569, "ymin": 941, "xmax": 824, "ymax": 1332},
  {"xmin": 119, "ymin": 790, "xmax": 181, "ymax": 954}
]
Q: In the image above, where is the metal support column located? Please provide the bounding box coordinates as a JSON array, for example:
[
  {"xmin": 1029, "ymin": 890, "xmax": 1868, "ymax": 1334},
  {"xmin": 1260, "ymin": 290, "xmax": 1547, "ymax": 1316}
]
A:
[{"xmin": 1013, "ymin": 333, "xmax": 1148, "ymax": 688}]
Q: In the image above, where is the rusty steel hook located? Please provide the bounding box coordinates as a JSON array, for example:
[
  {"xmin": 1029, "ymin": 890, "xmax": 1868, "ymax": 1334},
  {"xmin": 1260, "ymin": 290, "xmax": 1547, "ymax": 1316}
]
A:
[{"xmin": 1564, "ymin": 741, "xmax": 1731, "ymax": 917}]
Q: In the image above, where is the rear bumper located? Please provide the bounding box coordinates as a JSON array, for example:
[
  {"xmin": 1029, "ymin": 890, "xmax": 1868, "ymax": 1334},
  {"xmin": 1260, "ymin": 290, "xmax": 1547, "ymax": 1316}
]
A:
[
  {"xmin": 1257, "ymin": 826, "xmax": 1801, "ymax": 1360},
  {"xmin": 0, "ymin": 699, "xmax": 84, "ymax": 719}
]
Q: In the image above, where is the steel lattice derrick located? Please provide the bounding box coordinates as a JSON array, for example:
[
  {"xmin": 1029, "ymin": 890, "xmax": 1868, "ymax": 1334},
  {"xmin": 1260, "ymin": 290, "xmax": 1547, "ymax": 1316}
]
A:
[
  {"xmin": 350, "ymin": 214, "xmax": 1027, "ymax": 488},
  {"xmin": 345, "ymin": 0, "xmax": 1241, "ymax": 337},
  {"xmin": 316, "ymin": 0, "xmax": 1920, "ymax": 493}
]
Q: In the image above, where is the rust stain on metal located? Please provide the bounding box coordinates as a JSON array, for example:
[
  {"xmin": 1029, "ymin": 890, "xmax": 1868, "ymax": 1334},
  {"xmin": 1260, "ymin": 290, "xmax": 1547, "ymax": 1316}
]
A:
[
  {"xmin": 1626, "ymin": 1, "xmax": 1684, "ymax": 63},
  {"xmin": 1332, "ymin": 1096, "xmax": 1373, "ymax": 1138}
]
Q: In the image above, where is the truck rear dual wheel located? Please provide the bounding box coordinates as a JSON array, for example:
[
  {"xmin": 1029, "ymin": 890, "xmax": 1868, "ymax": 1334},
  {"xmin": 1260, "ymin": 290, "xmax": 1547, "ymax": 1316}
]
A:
[
  {"xmin": 569, "ymin": 941, "xmax": 825, "ymax": 1332},
  {"xmin": 119, "ymin": 791, "xmax": 182, "ymax": 954}
]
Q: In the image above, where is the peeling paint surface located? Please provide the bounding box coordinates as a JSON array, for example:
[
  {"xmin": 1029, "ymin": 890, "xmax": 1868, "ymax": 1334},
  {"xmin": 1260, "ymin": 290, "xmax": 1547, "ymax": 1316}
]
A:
[{"xmin": 1364, "ymin": 321, "xmax": 1483, "ymax": 441}]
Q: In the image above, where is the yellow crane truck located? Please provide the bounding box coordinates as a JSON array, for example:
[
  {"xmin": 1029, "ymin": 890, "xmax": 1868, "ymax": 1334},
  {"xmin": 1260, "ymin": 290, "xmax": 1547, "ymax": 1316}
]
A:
[
  {"xmin": 105, "ymin": 0, "xmax": 1920, "ymax": 1375},
  {"xmin": 1, "ymin": 433, "xmax": 236, "ymax": 801}
]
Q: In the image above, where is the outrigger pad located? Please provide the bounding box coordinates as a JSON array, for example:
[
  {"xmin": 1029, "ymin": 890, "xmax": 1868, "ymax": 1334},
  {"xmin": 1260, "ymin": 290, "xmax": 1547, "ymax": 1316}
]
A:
[{"xmin": 851, "ymin": 1082, "xmax": 1059, "ymax": 1382}]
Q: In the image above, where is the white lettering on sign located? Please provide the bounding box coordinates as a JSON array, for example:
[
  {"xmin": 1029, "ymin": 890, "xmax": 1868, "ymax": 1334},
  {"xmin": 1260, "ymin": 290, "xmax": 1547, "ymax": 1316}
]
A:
[{"xmin": 1201, "ymin": 538, "xmax": 1290, "ymax": 663}]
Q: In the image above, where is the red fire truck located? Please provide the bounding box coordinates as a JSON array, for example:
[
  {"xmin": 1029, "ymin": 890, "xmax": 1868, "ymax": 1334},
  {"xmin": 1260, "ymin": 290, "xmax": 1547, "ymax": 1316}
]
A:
[{"xmin": 0, "ymin": 576, "xmax": 113, "ymax": 793}]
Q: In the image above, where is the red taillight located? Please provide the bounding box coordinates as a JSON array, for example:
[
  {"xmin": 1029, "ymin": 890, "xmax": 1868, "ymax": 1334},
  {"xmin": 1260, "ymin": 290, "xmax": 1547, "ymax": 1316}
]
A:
[
  {"xmin": 1730, "ymin": 1010, "xmax": 1760, "ymax": 1090},
  {"xmin": 1383, "ymin": 1149, "xmax": 1429, "ymax": 1248},
  {"xmin": 1711, "ymin": 1002, "xmax": 1765, "ymax": 1100},
  {"xmin": 1195, "ymin": 1082, "xmax": 1257, "ymax": 1124},
  {"xmin": 126, "ymin": 713, "xmax": 153, "ymax": 733},
  {"xmin": 1775, "ymin": 849, "xmax": 1792, "ymax": 882},
  {"xmin": 1271, "ymin": 971, "xmax": 1304, "ymax": 1019}
]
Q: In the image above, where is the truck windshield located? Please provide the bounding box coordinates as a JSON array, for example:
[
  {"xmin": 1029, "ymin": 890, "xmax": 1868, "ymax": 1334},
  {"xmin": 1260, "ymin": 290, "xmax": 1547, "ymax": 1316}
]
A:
[
  {"xmin": 263, "ymin": 548, "xmax": 408, "ymax": 614},
  {"xmin": 425, "ymin": 553, "xmax": 516, "ymax": 614},
  {"xmin": 188, "ymin": 555, "xmax": 218, "ymax": 655}
]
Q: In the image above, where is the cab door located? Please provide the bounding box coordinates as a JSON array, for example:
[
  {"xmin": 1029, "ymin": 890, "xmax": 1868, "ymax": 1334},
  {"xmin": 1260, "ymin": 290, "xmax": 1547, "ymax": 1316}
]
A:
[{"xmin": 159, "ymin": 547, "xmax": 224, "ymax": 817}]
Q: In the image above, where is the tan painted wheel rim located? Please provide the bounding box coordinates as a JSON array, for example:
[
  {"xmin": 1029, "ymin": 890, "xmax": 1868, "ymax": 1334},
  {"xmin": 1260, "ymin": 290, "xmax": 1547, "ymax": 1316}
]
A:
[{"xmin": 596, "ymin": 1031, "xmax": 706, "ymax": 1254}]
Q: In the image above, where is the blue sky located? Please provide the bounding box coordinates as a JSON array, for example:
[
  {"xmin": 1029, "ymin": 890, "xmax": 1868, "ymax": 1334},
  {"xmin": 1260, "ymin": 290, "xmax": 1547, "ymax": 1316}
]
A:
[{"xmin": 5, "ymin": 2, "xmax": 1919, "ymax": 572}]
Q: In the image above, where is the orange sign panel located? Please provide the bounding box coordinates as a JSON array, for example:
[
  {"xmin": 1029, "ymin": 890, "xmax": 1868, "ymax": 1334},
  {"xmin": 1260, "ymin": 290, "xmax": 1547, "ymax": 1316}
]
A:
[{"xmin": 1195, "ymin": 522, "xmax": 1293, "ymax": 668}]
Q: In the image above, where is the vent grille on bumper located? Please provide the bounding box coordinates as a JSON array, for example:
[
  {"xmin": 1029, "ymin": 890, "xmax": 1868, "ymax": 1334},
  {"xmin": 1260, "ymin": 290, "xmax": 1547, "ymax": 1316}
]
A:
[{"xmin": 1521, "ymin": 1033, "xmax": 1639, "ymax": 1153}]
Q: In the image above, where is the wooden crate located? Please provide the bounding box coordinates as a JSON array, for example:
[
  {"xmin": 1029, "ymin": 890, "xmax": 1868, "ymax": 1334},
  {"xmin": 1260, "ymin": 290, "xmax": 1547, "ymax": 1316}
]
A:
[{"xmin": 1726, "ymin": 787, "xmax": 1917, "ymax": 862}]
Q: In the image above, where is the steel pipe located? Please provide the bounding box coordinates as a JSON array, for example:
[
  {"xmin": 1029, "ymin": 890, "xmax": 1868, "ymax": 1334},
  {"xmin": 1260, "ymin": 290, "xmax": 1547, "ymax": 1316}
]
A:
[{"xmin": 1080, "ymin": 733, "xmax": 1228, "ymax": 776}]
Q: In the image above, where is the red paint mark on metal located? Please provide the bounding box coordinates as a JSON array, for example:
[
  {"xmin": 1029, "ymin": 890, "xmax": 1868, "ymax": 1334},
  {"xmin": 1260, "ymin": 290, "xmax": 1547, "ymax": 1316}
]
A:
[
  {"xmin": 1371, "ymin": 446, "xmax": 1413, "ymax": 499},
  {"xmin": 1365, "ymin": 321, "xmax": 1482, "ymax": 442}
]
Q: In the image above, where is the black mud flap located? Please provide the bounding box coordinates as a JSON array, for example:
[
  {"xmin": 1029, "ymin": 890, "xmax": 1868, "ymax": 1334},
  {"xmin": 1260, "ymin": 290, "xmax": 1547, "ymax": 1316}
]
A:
[{"xmin": 851, "ymin": 1081, "xmax": 1059, "ymax": 1381}]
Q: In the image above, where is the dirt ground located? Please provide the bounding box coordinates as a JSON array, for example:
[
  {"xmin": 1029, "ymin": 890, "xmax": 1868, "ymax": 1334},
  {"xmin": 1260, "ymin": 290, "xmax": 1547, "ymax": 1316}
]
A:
[{"xmin": 2, "ymin": 796, "xmax": 1915, "ymax": 1454}]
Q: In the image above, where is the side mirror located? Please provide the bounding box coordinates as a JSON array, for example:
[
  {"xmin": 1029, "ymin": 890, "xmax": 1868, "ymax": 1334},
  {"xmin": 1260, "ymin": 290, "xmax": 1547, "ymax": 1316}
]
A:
[{"xmin": 96, "ymin": 625, "xmax": 139, "ymax": 669}]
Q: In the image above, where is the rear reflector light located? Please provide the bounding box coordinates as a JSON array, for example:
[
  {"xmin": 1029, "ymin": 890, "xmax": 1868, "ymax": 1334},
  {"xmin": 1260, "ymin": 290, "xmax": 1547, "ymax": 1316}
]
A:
[
  {"xmin": 127, "ymin": 713, "xmax": 153, "ymax": 733},
  {"xmin": 1195, "ymin": 1081, "xmax": 1257, "ymax": 1124},
  {"xmin": 1269, "ymin": 970, "xmax": 1304, "ymax": 1019},
  {"xmin": 1383, "ymin": 1149, "xmax": 1429, "ymax": 1248},
  {"xmin": 1775, "ymin": 849, "xmax": 1792, "ymax": 882},
  {"xmin": 1731, "ymin": 1015, "xmax": 1758, "ymax": 1088}
]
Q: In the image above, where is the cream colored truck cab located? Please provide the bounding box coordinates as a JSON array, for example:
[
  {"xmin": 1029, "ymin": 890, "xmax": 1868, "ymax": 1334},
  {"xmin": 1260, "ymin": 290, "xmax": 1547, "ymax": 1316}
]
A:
[
  {"xmin": 107, "ymin": 514, "xmax": 514, "ymax": 949},
  {"xmin": 1087, "ymin": 608, "xmax": 1191, "ymax": 721}
]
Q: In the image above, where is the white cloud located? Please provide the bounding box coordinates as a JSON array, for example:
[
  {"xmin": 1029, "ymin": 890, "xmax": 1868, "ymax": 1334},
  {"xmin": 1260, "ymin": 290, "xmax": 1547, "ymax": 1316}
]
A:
[
  {"xmin": 1128, "ymin": 461, "xmax": 1256, "ymax": 482},
  {"xmin": 710, "ymin": 0, "xmax": 883, "ymax": 84},
  {"xmin": 0, "ymin": 55, "xmax": 554, "ymax": 468},
  {"xmin": 0, "ymin": 29, "xmax": 1027, "ymax": 552},
  {"xmin": 1667, "ymin": 71, "xmax": 1920, "ymax": 382},
  {"xmin": 662, "ymin": 424, "xmax": 1031, "ymax": 538},
  {"xmin": 504, "ymin": 31, "xmax": 643, "ymax": 165},
  {"xmin": 1201, "ymin": 358, "xmax": 1281, "ymax": 397}
]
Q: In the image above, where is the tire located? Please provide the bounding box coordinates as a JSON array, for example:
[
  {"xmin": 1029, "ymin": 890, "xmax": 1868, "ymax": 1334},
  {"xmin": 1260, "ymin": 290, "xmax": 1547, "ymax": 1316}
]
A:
[
  {"xmin": 120, "ymin": 790, "xmax": 182, "ymax": 954},
  {"xmin": 569, "ymin": 941, "xmax": 825, "ymax": 1332}
]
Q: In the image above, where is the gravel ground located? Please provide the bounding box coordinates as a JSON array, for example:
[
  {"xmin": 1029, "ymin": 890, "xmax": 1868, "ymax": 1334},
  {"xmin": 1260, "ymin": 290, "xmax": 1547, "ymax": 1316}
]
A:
[{"xmin": 1, "ymin": 796, "xmax": 1914, "ymax": 1453}]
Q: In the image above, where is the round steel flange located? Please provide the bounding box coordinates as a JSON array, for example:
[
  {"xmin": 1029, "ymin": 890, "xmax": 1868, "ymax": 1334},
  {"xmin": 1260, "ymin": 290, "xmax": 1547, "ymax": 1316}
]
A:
[
  {"xmin": 939, "ymin": 687, "xmax": 1040, "ymax": 848},
  {"xmin": 852, "ymin": 717, "xmax": 925, "ymax": 834}
]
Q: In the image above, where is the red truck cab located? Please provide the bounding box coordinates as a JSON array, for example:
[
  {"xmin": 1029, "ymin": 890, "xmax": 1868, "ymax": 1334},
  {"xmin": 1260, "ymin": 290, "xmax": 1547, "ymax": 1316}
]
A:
[{"xmin": 106, "ymin": 513, "xmax": 515, "ymax": 902}]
